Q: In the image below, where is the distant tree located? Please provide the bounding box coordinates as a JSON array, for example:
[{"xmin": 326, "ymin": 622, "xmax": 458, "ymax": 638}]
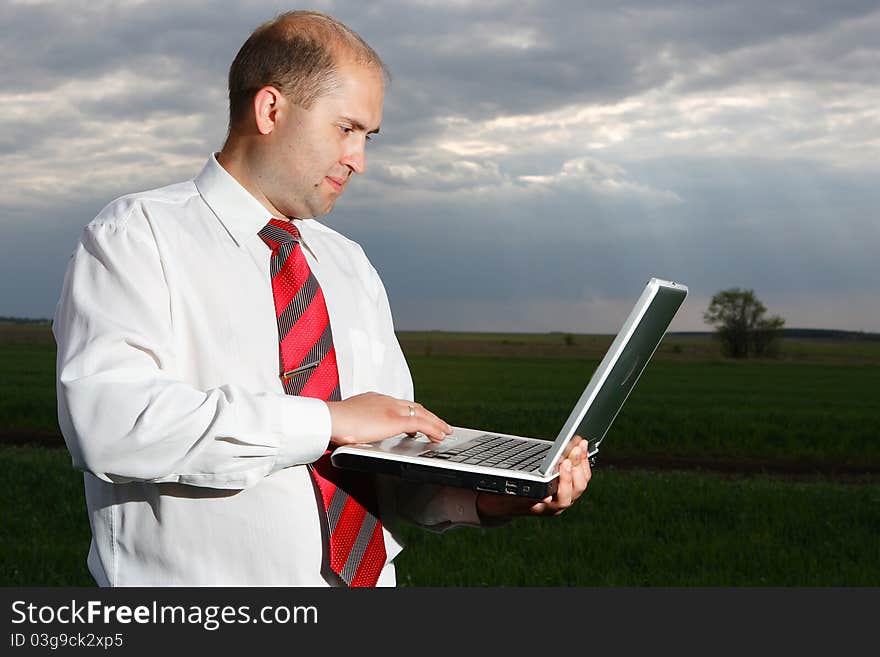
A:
[{"xmin": 703, "ymin": 288, "xmax": 785, "ymax": 358}]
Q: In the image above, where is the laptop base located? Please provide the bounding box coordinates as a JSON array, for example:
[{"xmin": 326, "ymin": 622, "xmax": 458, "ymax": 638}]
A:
[{"xmin": 331, "ymin": 450, "xmax": 559, "ymax": 499}]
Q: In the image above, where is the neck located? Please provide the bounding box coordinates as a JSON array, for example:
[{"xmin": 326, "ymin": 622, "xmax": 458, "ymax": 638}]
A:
[{"xmin": 217, "ymin": 138, "xmax": 287, "ymax": 219}]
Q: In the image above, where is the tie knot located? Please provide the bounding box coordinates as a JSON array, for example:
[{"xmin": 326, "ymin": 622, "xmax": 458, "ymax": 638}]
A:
[{"xmin": 259, "ymin": 218, "xmax": 301, "ymax": 249}]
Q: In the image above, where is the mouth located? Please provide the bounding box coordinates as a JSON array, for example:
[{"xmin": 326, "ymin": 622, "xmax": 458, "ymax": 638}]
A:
[{"xmin": 325, "ymin": 176, "xmax": 345, "ymax": 193}]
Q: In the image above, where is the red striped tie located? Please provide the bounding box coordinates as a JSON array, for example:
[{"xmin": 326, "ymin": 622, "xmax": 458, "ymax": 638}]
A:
[{"xmin": 259, "ymin": 218, "xmax": 387, "ymax": 587}]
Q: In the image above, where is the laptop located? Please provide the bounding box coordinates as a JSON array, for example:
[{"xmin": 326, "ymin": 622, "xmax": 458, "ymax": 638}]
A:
[{"xmin": 331, "ymin": 277, "xmax": 688, "ymax": 499}]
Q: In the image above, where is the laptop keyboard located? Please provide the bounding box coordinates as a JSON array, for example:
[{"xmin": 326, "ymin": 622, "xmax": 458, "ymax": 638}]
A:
[{"xmin": 418, "ymin": 434, "xmax": 550, "ymax": 472}]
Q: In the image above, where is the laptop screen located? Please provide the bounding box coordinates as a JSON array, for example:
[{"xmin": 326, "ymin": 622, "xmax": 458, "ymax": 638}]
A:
[{"xmin": 538, "ymin": 278, "xmax": 688, "ymax": 474}]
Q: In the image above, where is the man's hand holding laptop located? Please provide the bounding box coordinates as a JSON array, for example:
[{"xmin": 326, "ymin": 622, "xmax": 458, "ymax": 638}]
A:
[{"xmin": 475, "ymin": 435, "xmax": 591, "ymax": 519}]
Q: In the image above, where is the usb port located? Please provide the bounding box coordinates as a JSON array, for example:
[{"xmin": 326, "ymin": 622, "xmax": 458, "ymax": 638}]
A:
[{"xmin": 504, "ymin": 481, "xmax": 518, "ymax": 495}]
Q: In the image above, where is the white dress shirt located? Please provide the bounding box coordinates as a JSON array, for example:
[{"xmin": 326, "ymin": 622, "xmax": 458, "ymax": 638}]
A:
[{"xmin": 53, "ymin": 154, "xmax": 483, "ymax": 586}]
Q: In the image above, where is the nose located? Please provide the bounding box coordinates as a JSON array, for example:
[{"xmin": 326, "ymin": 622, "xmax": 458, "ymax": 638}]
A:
[{"xmin": 341, "ymin": 138, "xmax": 366, "ymax": 175}]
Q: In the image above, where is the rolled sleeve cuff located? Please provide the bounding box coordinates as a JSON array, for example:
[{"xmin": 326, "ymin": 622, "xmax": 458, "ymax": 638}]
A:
[{"xmin": 274, "ymin": 395, "xmax": 332, "ymax": 468}]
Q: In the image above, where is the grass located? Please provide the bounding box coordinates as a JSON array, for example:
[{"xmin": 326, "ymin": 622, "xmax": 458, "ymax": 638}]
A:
[
  {"xmin": 398, "ymin": 331, "xmax": 880, "ymax": 364},
  {"xmin": 407, "ymin": 356, "xmax": 880, "ymax": 467},
  {"xmin": 395, "ymin": 468, "xmax": 880, "ymax": 586},
  {"xmin": 5, "ymin": 340, "xmax": 879, "ymax": 468},
  {"xmin": 1, "ymin": 325, "xmax": 877, "ymax": 586},
  {"xmin": 1, "ymin": 446, "xmax": 877, "ymax": 586},
  {"xmin": 0, "ymin": 343, "xmax": 58, "ymax": 431},
  {"xmin": 0, "ymin": 447, "xmax": 93, "ymax": 586}
]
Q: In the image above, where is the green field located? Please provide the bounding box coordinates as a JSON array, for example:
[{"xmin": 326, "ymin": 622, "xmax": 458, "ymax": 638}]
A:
[
  {"xmin": 398, "ymin": 330, "xmax": 880, "ymax": 364},
  {"xmin": 408, "ymin": 356, "xmax": 880, "ymax": 468},
  {"xmin": 395, "ymin": 469, "xmax": 880, "ymax": 586},
  {"xmin": 0, "ymin": 343, "xmax": 57, "ymax": 432},
  {"xmin": 0, "ymin": 325, "xmax": 878, "ymax": 585},
  {"xmin": 2, "ymin": 447, "xmax": 877, "ymax": 586},
  {"xmin": 2, "ymin": 330, "xmax": 880, "ymax": 469}
]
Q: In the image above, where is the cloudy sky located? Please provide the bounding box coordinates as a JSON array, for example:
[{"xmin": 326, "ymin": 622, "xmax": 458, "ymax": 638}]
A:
[{"xmin": 1, "ymin": 0, "xmax": 878, "ymax": 332}]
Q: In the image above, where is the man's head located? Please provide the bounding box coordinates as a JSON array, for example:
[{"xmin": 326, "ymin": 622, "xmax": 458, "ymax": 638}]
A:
[
  {"xmin": 227, "ymin": 11, "xmax": 387, "ymax": 127},
  {"xmin": 221, "ymin": 11, "xmax": 388, "ymax": 220}
]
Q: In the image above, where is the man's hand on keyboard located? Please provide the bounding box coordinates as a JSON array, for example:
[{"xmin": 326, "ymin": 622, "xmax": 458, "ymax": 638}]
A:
[
  {"xmin": 327, "ymin": 392, "xmax": 452, "ymax": 445},
  {"xmin": 476, "ymin": 435, "xmax": 592, "ymax": 518}
]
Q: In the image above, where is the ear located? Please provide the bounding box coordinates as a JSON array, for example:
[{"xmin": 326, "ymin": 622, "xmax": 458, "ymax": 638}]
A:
[{"xmin": 252, "ymin": 86, "xmax": 284, "ymax": 135}]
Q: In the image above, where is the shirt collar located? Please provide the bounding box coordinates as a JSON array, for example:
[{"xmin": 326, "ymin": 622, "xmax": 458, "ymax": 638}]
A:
[{"xmin": 194, "ymin": 153, "xmax": 319, "ymax": 260}]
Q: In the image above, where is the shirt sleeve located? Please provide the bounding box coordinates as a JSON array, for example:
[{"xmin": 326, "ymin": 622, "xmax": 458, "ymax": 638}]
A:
[{"xmin": 54, "ymin": 210, "xmax": 330, "ymax": 490}]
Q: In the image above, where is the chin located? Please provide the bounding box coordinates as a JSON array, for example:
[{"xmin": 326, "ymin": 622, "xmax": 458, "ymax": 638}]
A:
[
  {"xmin": 290, "ymin": 206, "xmax": 321, "ymax": 220},
  {"xmin": 315, "ymin": 201, "xmax": 337, "ymax": 218}
]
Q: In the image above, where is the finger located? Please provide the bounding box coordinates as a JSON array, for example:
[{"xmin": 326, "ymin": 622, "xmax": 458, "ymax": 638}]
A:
[
  {"xmin": 561, "ymin": 435, "xmax": 585, "ymax": 460},
  {"xmin": 403, "ymin": 402, "xmax": 452, "ymax": 442},
  {"xmin": 581, "ymin": 440, "xmax": 592, "ymax": 477},
  {"xmin": 420, "ymin": 412, "xmax": 452, "ymax": 442},
  {"xmin": 553, "ymin": 459, "xmax": 574, "ymax": 509},
  {"xmin": 571, "ymin": 441, "xmax": 593, "ymax": 502},
  {"xmin": 530, "ymin": 499, "xmax": 550, "ymax": 514},
  {"xmin": 570, "ymin": 454, "xmax": 590, "ymax": 499}
]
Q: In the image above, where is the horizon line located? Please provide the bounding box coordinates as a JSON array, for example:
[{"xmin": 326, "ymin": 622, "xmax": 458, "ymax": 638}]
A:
[{"xmin": 2, "ymin": 317, "xmax": 878, "ymax": 338}]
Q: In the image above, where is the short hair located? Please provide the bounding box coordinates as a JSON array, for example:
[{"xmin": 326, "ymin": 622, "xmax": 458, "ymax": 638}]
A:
[{"xmin": 227, "ymin": 11, "xmax": 389, "ymax": 128}]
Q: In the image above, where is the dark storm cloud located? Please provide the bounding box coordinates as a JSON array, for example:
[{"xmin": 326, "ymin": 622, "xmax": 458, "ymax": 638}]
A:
[
  {"xmin": 0, "ymin": 1, "xmax": 245, "ymax": 92},
  {"xmin": 328, "ymin": 154, "xmax": 880, "ymax": 331},
  {"xmin": 1, "ymin": 0, "xmax": 878, "ymax": 330},
  {"xmin": 354, "ymin": 0, "xmax": 880, "ymax": 133},
  {"xmin": 2, "ymin": 0, "xmax": 877, "ymax": 141}
]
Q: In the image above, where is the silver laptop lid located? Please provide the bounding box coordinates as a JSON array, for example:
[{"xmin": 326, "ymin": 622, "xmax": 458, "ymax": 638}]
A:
[{"xmin": 538, "ymin": 278, "xmax": 688, "ymax": 475}]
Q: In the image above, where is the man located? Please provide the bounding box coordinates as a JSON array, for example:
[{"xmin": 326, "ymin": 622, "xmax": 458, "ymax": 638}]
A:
[{"xmin": 53, "ymin": 10, "xmax": 591, "ymax": 587}]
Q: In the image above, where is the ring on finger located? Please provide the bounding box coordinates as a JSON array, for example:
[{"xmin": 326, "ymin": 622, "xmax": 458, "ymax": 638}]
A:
[{"xmin": 408, "ymin": 404, "xmax": 415, "ymax": 417}]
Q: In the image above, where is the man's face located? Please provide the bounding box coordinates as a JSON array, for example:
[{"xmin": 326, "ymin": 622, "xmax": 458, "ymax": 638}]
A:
[{"xmin": 262, "ymin": 61, "xmax": 384, "ymax": 219}]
